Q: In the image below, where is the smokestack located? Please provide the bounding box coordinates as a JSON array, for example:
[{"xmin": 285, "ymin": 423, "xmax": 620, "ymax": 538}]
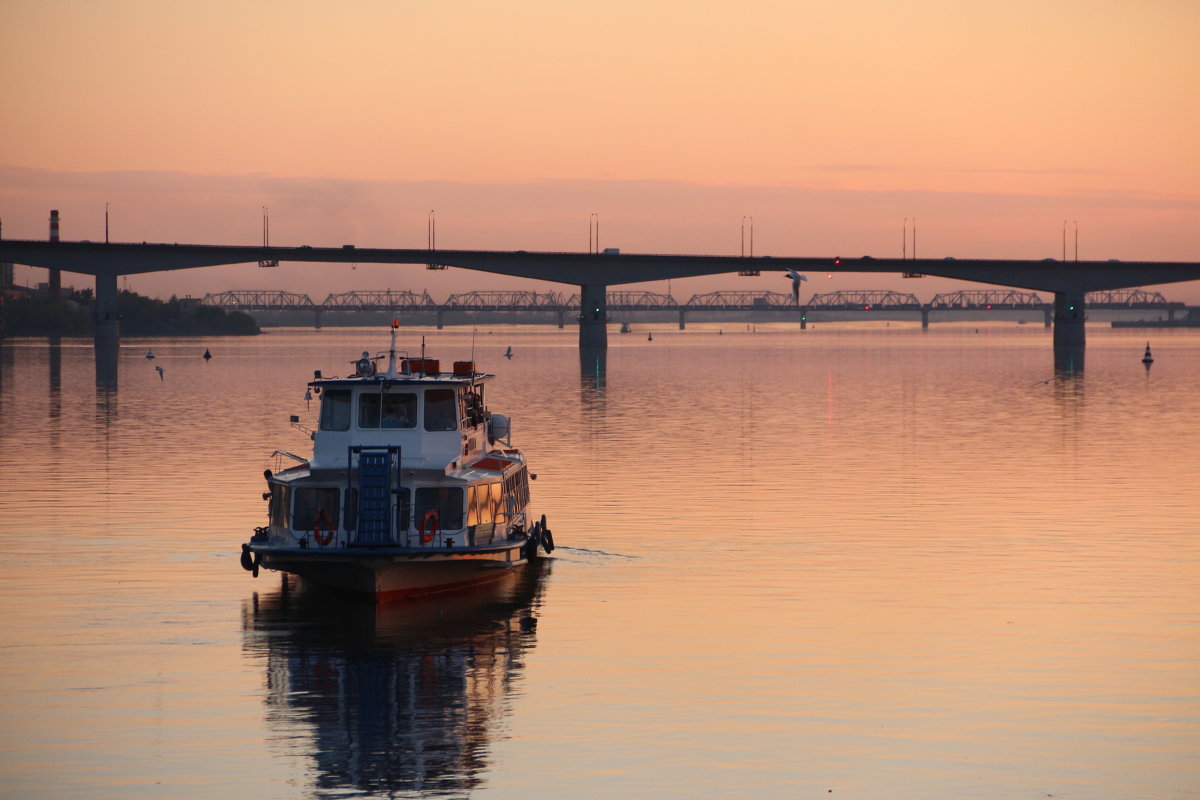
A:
[{"xmin": 48, "ymin": 209, "xmax": 61, "ymax": 300}]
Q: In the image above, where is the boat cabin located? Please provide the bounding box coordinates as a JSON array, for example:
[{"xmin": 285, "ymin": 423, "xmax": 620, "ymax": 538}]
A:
[{"xmin": 262, "ymin": 357, "xmax": 530, "ymax": 550}]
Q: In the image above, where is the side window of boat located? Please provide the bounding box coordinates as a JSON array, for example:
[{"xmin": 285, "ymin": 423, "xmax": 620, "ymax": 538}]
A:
[
  {"xmin": 293, "ymin": 487, "xmax": 340, "ymax": 531},
  {"xmin": 319, "ymin": 389, "xmax": 351, "ymax": 431},
  {"xmin": 415, "ymin": 486, "xmax": 464, "ymax": 530},
  {"xmin": 424, "ymin": 389, "xmax": 458, "ymax": 431},
  {"xmin": 270, "ymin": 484, "xmax": 291, "ymax": 527}
]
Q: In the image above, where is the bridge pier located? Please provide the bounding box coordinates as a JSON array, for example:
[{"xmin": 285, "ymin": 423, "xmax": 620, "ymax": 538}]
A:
[
  {"xmin": 921, "ymin": 307, "xmax": 930, "ymax": 329},
  {"xmin": 92, "ymin": 273, "xmax": 120, "ymax": 387},
  {"xmin": 313, "ymin": 308, "xmax": 322, "ymax": 329},
  {"xmin": 678, "ymin": 310, "xmax": 686, "ymax": 330},
  {"xmin": 800, "ymin": 307, "xmax": 808, "ymax": 330},
  {"xmin": 579, "ymin": 283, "xmax": 608, "ymax": 351},
  {"xmin": 436, "ymin": 309, "xmax": 444, "ymax": 330},
  {"xmin": 557, "ymin": 310, "xmax": 565, "ymax": 329},
  {"xmin": 93, "ymin": 272, "xmax": 120, "ymax": 344},
  {"xmin": 1052, "ymin": 290, "xmax": 1086, "ymax": 372}
]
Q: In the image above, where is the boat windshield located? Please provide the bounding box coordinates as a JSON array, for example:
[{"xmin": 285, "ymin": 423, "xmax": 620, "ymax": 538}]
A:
[
  {"xmin": 319, "ymin": 389, "xmax": 351, "ymax": 431},
  {"xmin": 359, "ymin": 391, "xmax": 417, "ymax": 429},
  {"xmin": 424, "ymin": 389, "xmax": 458, "ymax": 431}
]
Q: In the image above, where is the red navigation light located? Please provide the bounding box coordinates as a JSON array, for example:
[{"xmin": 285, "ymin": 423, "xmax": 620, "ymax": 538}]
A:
[
  {"xmin": 834, "ymin": 257, "xmax": 841, "ymax": 265},
  {"xmin": 864, "ymin": 305, "xmax": 871, "ymax": 311},
  {"xmin": 392, "ymin": 319, "xmax": 400, "ymax": 328},
  {"xmin": 986, "ymin": 304, "xmax": 992, "ymax": 310}
]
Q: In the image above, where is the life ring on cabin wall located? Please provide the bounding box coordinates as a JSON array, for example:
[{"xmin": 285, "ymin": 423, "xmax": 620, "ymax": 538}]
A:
[
  {"xmin": 420, "ymin": 509, "xmax": 439, "ymax": 544},
  {"xmin": 313, "ymin": 509, "xmax": 335, "ymax": 546}
]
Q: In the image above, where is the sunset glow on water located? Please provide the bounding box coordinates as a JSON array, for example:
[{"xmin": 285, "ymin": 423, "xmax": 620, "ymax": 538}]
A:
[{"xmin": 1, "ymin": 326, "xmax": 1197, "ymax": 798}]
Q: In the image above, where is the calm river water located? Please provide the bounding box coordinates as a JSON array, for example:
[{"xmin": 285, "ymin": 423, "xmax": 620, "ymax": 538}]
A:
[{"xmin": 1, "ymin": 323, "xmax": 1197, "ymax": 799}]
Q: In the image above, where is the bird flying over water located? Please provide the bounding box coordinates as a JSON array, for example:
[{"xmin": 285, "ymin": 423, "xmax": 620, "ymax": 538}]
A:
[
  {"xmin": 784, "ymin": 269, "xmax": 808, "ymax": 304},
  {"xmin": 155, "ymin": 365, "xmax": 164, "ymax": 380}
]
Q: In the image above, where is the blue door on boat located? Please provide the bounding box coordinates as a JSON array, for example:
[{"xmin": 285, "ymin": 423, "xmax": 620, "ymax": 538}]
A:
[{"xmin": 355, "ymin": 449, "xmax": 396, "ymax": 545}]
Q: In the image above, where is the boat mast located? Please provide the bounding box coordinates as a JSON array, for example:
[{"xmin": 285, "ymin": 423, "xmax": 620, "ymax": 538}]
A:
[{"xmin": 387, "ymin": 319, "xmax": 399, "ymax": 374}]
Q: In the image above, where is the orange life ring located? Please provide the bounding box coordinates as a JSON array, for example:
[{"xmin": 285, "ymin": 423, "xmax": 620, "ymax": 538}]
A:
[
  {"xmin": 313, "ymin": 509, "xmax": 335, "ymax": 546},
  {"xmin": 420, "ymin": 509, "xmax": 439, "ymax": 544}
]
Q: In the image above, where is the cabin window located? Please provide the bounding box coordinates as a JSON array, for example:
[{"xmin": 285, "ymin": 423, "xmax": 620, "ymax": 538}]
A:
[
  {"xmin": 358, "ymin": 391, "xmax": 417, "ymax": 429},
  {"xmin": 467, "ymin": 481, "xmax": 507, "ymax": 529},
  {"xmin": 394, "ymin": 487, "xmax": 411, "ymax": 533},
  {"xmin": 293, "ymin": 487, "xmax": 340, "ymax": 531},
  {"xmin": 415, "ymin": 486, "xmax": 464, "ymax": 531},
  {"xmin": 502, "ymin": 465, "xmax": 530, "ymax": 512},
  {"xmin": 424, "ymin": 389, "xmax": 458, "ymax": 431},
  {"xmin": 490, "ymin": 481, "xmax": 506, "ymax": 524},
  {"xmin": 319, "ymin": 389, "xmax": 351, "ymax": 431},
  {"xmin": 270, "ymin": 484, "xmax": 291, "ymax": 528}
]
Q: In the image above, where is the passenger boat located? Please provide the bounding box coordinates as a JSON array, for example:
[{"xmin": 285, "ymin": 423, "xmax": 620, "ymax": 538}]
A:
[{"xmin": 240, "ymin": 323, "xmax": 553, "ymax": 599}]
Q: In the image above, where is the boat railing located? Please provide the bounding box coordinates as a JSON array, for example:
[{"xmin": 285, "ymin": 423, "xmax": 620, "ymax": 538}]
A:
[{"xmin": 271, "ymin": 449, "xmax": 309, "ymax": 466}]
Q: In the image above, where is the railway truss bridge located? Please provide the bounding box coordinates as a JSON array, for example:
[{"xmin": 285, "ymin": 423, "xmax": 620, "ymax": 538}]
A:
[{"xmin": 200, "ymin": 287, "xmax": 1188, "ymax": 330}]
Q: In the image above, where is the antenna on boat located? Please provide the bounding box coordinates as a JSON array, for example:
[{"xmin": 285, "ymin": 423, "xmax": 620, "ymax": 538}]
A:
[{"xmin": 387, "ymin": 319, "xmax": 399, "ymax": 374}]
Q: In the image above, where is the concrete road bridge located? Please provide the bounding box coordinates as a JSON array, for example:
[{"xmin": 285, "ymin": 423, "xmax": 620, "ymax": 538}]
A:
[{"xmin": 3, "ymin": 237, "xmax": 1200, "ymax": 371}]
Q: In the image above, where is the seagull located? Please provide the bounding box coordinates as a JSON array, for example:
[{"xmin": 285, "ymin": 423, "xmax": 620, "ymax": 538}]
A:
[
  {"xmin": 784, "ymin": 269, "xmax": 808, "ymax": 304},
  {"xmin": 155, "ymin": 365, "xmax": 164, "ymax": 381},
  {"xmin": 504, "ymin": 346, "xmax": 513, "ymax": 359}
]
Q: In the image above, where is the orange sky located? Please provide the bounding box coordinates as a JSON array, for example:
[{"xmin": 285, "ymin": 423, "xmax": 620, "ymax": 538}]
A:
[{"xmin": 1, "ymin": 0, "xmax": 1198, "ymax": 300}]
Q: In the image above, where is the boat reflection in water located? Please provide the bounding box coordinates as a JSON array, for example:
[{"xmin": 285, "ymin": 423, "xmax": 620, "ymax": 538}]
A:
[{"xmin": 242, "ymin": 562, "xmax": 551, "ymax": 796}]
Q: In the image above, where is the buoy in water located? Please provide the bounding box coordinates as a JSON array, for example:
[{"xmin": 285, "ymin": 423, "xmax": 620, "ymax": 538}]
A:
[
  {"xmin": 203, "ymin": 348, "xmax": 212, "ymax": 360},
  {"xmin": 1142, "ymin": 343, "xmax": 1154, "ymax": 365},
  {"xmin": 145, "ymin": 349, "xmax": 155, "ymax": 359}
]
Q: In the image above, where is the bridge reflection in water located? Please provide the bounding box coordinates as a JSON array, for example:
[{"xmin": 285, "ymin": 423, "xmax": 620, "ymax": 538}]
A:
[{"xmin": 241, "ymin": 564, "xmax": 550, "ymax": 796}]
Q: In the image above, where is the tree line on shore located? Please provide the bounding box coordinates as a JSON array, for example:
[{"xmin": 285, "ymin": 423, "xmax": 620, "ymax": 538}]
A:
[{"xmin": 0, "ymin": 289, "xmax": 259, "ymax": 337}]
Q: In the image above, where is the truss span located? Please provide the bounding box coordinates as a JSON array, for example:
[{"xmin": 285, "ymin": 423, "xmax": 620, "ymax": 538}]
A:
[
  {"xmin": 686, "ymin": 291, "xmax": 797, "ymax": 308},
  {"xmin": 807, "ymin": 290, "xmax": 922, "ymax": 310},
  {"xmin": 200, "ymin": 290, "xmax": 316, "ymax": 310},
  {"xmin": 1085, "ymin": 288, "xmax": 1179, "ymax": 307},
  {"xmin": 564, "ymin": 291, "xmax": 678, "ymax": 309},
  {"xmin": 928, "ymin": 290, "xmax": 1046, "ymax": 309},
  {"xmin": 443, "ymin": 291, "xmax": 566, "ymax": 310},
  {"xmin": 323, "ymin": 289, "xmax": 436, "ymax": 310}
]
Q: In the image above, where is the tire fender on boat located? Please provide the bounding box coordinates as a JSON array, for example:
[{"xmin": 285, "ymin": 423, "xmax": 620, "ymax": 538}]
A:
[
  {"xmin": 420, "ymin": 509, "xmax": 439, "ymax": 544},
  {"xmin": 240, "ymin": 543, "xmax": 261, "ymax": 577},
  {"xmin": 523, "ymin": 520, "xmax": 542, "ymax": 561},
  {"xmin": 313, "ymin": 509, "xmax": 335, "ymax": 546}
]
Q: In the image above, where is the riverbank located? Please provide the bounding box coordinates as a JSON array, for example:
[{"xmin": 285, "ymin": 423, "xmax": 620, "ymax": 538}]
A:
[{"xmin": 0, "ymin": 289, "xmax": 259, "ymax": 337}]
